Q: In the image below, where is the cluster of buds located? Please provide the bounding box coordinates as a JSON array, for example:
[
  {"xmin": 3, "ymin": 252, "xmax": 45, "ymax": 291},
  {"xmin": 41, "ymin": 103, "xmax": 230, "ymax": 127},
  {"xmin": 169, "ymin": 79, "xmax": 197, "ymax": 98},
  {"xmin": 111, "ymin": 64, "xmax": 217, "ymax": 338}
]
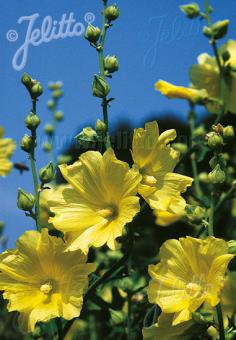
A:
[
  {"xmin": 21, "ymin": 73, "xmax": 43, "ymax": 100},
  {"xmin": 206, "ymin": 124, "xmax": 234, "ymax": 184},
  {"xmin": 43, "ymin": 81, "xmax": 64, "ymax": 155}
]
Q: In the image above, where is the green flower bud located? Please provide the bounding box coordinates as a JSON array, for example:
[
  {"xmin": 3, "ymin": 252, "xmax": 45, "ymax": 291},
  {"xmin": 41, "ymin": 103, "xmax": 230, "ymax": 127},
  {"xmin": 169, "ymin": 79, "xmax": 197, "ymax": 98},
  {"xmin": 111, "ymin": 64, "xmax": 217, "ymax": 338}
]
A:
[
  {"xmin": 92, "ymin": 75, "xmax": 110, "ymax": 98},
  {"xmin": 17, "ymin": 188, "xmax": 35, "ymax": 211},
  {"xmin": 104, "ymin": 5, "xmax": 120, "ymax": 22},
  {"xmin": 43, "ymin": 142, "xmax": 52, "ymax": 153},
  {"xmin": 193, "ymin": 124, "xmax": 206, "ymax": 137},
  {"xmin": 84, "ymin": 24, "xmax": 101, "ymax": 43},
  {"xmin": 25, "ymin": 113, "xmax": 41, "ymax": 130},
  {"xmin": 221, "ymin": 50, "xmax": 231, "ymax": 63},
  {"xmin": 39, "ymin": 162, "xmax": 55, "ymax": 183},
  {"xmin": 180, "ymin": 3, "xmax": 200, "ymax": 19},
  {"xmin": 54, "ymin": 111, "xmax": 64, "ymax": 121},
  {"xmin": 228, "ymin": 240, "xmax": 236, "ymax": 255},
  {"xmin": 104, "ymin": 55, "xmax": 119, "ymax": 73},
  {"xmin": 52, "ymin": 89, "xmax": 63, "ymax": 99},
  {"xmin": 223, "ymin": 125, "xmax": 234, "ymax": 142},
  {"xmin": 212, "ymin": 20, "xmax": 229, "ymax": 39},
  {"xmin": 185, "ymin": 204, "xmax": 206, "ymax": 224},
  {"xmin": 20, "ymin": 134, "xmax": 33, "ymax": 152},
  {"xmin": 48, "ymin": 81, "xmax": 63, "ymax": 90},
  {"xmin": 208, "ymin": 164, "xmax": 226, "ymax": 184},
  {"xmin": 209, "ymin": 155, "xmax": 226, "ymax": 169},
  {"xmin": 207, "ymin": 132, "xmax": 223, "ymax": 150},
  {"xmin": 31, "ymin": 82, "xmax": 43, "ymax": 98},
  {"xmin": 95, "ymin": 119, "xmax": 107, "ymax": 132},
  {"xmin": 57, "ymin": 154, "xmax": 73, "ymax": 165},
  {"xmin": 75, "ymin": 127, "xmax": 97, "ymax": 144},
  {"xmin": 203, "ymin": 20, "xmax": 229, "ymax": 40},
  {"xmin": 203, "ymin": 26, "xmax": 212, "ymax": 39},
  {"xmin": 172, "ymin": 143, "xmax": 188, "ymax": 154},
  {"xmin": 44, "ymin": 124, "xmax": 54, "ymax": 135},
  {"xmin": 109, "ymin": 309, "xmax": 125, "ymax": 325},
  {"xmin": 21, "ymin": 73, "xmax": 33, "ymax": 88},
  {"xmin": 47, "ymin": 100, "xmax": 55, "ymax": 109},
  {"xmin": 198, "ymin": 172, "xmax": 209, "ymax": 183}
]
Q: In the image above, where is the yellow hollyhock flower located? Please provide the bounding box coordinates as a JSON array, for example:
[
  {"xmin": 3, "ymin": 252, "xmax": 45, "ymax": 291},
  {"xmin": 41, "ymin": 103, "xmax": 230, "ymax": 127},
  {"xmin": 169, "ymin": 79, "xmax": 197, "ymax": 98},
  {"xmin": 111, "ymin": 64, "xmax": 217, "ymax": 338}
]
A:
[
  {"xmin": 0, "ymin": 127, "xmax": 16, "ymax": 177},
  {"xmin": 190, "ymin": 39, "xmax": 236, "ymax": 113},
  {"xmin": 0, "ymin": 228, "xmax": 96, "ymax": 332},
  {"xmin": 143, "ymin": 313, "xmax": 194, "ymax": 340},
  {"xmin": 147, "ymin": 236, "xmax": 233, "ymax": 325},
  {"xmin": 155, "ymin": 80, "xmax": 208, "ymax": 104},
  {"xmin": 48, "ymin": 148, "xmax": 141, "ymax": 253},
  {"xmin": 132, "ymin": 121, "xmax": 193, "ymax": 226},
  {"xmin": 220, "ymin": 271, "xmax": 236, "ymax": 320}
]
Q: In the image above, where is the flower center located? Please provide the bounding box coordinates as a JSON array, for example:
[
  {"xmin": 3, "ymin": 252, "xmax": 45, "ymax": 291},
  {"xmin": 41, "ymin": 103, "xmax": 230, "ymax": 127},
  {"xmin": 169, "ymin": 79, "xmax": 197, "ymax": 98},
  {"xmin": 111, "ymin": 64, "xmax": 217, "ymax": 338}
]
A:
[
  {"xmin": 142, "ymin": 175, "xmax": 157, "ymax": 187},
  {"xmin": 186, "ymin": 282, "xmax": 202, "ymax": 298},
  {"xmin": 98, "ymin": 206, "xmax": 117, "ymax": 219},
  {"xmin": 40, "ymin": 280, "xmax": 53, "ymax": 295}
]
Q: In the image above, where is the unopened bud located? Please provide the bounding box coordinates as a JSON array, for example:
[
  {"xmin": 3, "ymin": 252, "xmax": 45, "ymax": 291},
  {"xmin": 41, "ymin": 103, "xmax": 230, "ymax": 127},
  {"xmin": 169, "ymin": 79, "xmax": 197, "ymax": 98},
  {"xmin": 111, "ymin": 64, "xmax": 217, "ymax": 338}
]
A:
[
  {"xmin": 104, "ymin": 55, "xmax": 119, "ymax": 73},
  {"xmin": 95, "ymin": 119, "xmax": 106, "ymax": 132},
  {"xmin": 92, "ymin": 75, "xmax": 110, "ymax": 98},
  {"xmin": 223, "ymin": 125, "xmax": 234, "ymax": 142},
  {"xmin": 47, "ymin": 100, "xmax": 55, "ymax": 109},
  {"xmin": 17, "ymin": 188, "xmax": 35, "ymax": 211},
  {"xmin": 25, "ymin": 113, "xmax": 40, "ymax": 130},
  {"xmin": 21, "ymin": 73, "xmax": 33, "ymax": 88},
  {"xmin": 185, "ymin": 204, "xmax": 206, "ymax": 224},
  {"xmin": 31, "ymin": 82, "xmax": 43, "ymax": 98},
  {"xmin": 209, "ymin": 155, "xmax": 226, "ymax": 169},
  {"xmin": 207, "ymin": 132, "xmax": 223, "ymax": 150},
  {"xmin": 20, "ymin": 134, "xmax": 33, "ymax": 152},
  {"xmin": 172, "ymin": 143, "xmax": 188, "ymax": 154},
  {"xmin": 208, "ymin": 164, "xmax": 226, "ymax": 184},
  {"xmin": 221, "ymin": 50, "xmax": 231, "ymax": 63},
  {"xmin": 75, "ymin": 127, "xmax": 97, "ymax": 143},
  {"xmin": 198, "ymin": 172, "xmax": 208, "ymax": 183},
  {"xmin": 44, "ymin": 124, "xmax": 54, "ymax": 135},
  {"xmin": 104, "ymin": 5, "xmax": 120, "ymax": 22},
  {"xmin": 180, "ymin": 3, "xmax": 200, "ymax": 19},
  {"xmin": 203, "ymin": 20, "xmax": 229, "ymax": 40},
  {"xmin": 84, "ymin": 24, "xmax": 101, "ymax": 43},
  {"xmin": 57, "ymin": 154, "xmax": 72, "ymax": 165},
  {"xmin": 39, "ymin": 162, "xmax": 55, "ymax": 183},
  {"xmin": 48, "ymin": 81, "xmax": 63, "ymax": 90},
  {"xmin": 43, "ymin": 142, "xmax": 52, "ymax": 153},
  {"xmin": 52, "ymin": 89, "xmax": 63, "ymax": 99},
  {"xmin": 54, "ymin": 111, "xmax": 64, "ymax": 121}
]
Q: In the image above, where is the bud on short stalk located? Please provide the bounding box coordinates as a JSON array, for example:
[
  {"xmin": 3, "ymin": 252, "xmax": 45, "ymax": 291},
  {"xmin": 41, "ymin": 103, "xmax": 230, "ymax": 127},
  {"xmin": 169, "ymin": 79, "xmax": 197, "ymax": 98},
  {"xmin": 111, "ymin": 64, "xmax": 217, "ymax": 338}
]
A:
[
  {"xmin": 92, "ymin": 75, "xmax": 110, "ymax": 98},
  {"xmin": 25, "ymin": 113, "xmax": 40, "ymax": 130},
  {"xmin": 17, "ymin": 188, "xmax": 35, "ymax": 211},
  {"xmin": 20, "ymin": 134, "xmax": 33, "ymax": 153},
  {"xmin": 39, "ymin": 162, "xmax": 55, "ymax": 183}
]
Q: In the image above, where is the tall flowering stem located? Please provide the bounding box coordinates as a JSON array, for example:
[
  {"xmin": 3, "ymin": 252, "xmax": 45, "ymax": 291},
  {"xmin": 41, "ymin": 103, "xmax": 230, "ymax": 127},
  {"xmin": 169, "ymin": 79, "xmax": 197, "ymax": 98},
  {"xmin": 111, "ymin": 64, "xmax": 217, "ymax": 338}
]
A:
[
  {"xmin": 29, "ymin": 99, "xmax": 40, "ymax": 229},
  {"xmin": 97, "ymin": 0, "xmax": 111, "ymax": 149}
]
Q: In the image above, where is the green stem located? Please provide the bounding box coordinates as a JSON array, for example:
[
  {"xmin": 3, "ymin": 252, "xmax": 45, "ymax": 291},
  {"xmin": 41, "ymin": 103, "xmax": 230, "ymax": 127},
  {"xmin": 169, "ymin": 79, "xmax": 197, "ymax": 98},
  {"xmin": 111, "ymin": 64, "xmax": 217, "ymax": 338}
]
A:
[
  {"xmin": 29, "ymin": 99, "xmax": 40, "ymax": 229},
  {"xmin": 216, "ymin": 303, "xmax": 225, "ymax": 340},
  {"xmin": 55, "ymin": 318, "xmax": 63, "ymax": 340},
  {"xmin": 97, "ymin": 0, "xmax": 111, "ymax": 149},
  {"xmin": 215, "ymin": 187, "xmax": 235, "ymax": 212},
  {"xmin": 188, "ymin": 104, "xmax": 202, "ymax": 198},
  {"xmin": 127, "ymin": 256, "xmax": 132, "ymax": 340},
  {"xmin": 208, "ymin": 193, "xmax": 215, "ymax": 236}
]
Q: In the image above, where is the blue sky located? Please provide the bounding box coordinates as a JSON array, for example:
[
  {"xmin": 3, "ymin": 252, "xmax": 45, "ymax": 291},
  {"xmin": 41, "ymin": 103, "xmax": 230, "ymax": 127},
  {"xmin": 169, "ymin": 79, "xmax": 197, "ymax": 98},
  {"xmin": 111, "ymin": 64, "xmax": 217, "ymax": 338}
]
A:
[{"xmin": 1, "ymin": 0, "xmax": 236, "ymax": 246}]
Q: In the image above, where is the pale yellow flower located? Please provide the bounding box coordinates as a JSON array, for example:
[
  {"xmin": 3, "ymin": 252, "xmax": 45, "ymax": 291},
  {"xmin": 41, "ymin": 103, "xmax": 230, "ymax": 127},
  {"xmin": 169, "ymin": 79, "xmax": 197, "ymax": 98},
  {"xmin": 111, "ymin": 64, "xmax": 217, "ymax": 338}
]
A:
[
  {"xmin": 0, "ymin": 229, "xmax": 96, "ymax": 332},
  {"xmin": 155, "ymin": 80, "xmax": 208, "ymax": 104},
  {"xmin": 0, "ymin": 127, "xmax": 16, "ymax": 177},
  {"xmin": 48, "ymin": 148, "xmax": 141, "ymax": 253},
  {"xmin": 132, "ymin": 121, "xmax": 193, "ymax": 226},
  {"xmin": 147, "ymin": 236, "xmax": 233, "ymax": 325},
  {"xmin": 143, "ymin": 313, "xmax": 194, "ymax": 340},
  {"xmin": 190, "ymin": 39, "xmax": 236, "ymax": 113}
]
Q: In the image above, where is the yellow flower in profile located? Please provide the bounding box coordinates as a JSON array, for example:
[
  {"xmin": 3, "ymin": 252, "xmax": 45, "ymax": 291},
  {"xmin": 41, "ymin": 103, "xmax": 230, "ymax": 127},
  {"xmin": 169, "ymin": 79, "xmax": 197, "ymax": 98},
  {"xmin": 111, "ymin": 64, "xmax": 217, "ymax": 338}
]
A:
[
  {"xmin": 143, "ymin": 313, "xmax": 194, "ymax": 340},
  {"xmin": 0, "ymin": 228, "xmax": 96, "ymax": 332},
  {"xmin": 155, "ymin": 80, "xmax": 208, "ymax": 104},
  {"xmin": 132, "ymin": 121, "xmax": 193, "ymax": 226},
  {"xmin": 48, "ymin": 148, "xmax": 141, "ymax": 253},
  {"xmin": 0, "ymin": 127, "xmax": 16, "ymax": 177},
  {"xmin": 147, "ymin": 236, "xmax": 233, "ymax": 325},
  {"xmin": 190, "ymin": 39, "xmax": 236, "ymax": 113}
]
